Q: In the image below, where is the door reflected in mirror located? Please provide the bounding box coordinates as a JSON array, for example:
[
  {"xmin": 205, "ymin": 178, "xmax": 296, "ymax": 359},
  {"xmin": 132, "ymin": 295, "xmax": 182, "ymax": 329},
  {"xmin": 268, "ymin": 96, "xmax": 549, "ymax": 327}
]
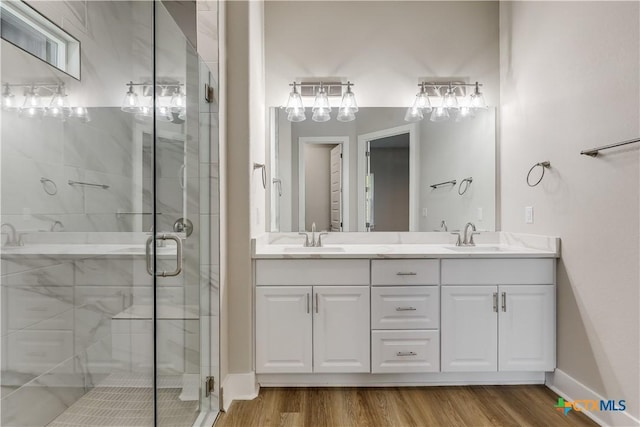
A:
[{"xmin": 268, "ymin": 107, "xmax": 496, "ymax": 233}]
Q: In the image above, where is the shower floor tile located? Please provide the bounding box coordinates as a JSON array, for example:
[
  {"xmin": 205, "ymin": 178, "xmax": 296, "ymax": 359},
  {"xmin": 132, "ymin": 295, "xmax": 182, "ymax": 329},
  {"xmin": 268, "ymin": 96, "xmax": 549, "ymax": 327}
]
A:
[{"xmin": 47, "ymin": 387, "xmax": 198, "ymax": 427}]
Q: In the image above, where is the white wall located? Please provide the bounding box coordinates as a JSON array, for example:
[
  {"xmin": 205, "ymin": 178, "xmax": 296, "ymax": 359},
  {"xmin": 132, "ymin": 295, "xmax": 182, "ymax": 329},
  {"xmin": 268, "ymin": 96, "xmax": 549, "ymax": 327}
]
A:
[
  {"xmin": 265, "ymin": 1, "xmax": 499, "ymax": 108},
  {"xmin": 500, "ymin": 2, "xmax": 639, "ymax": 423}
]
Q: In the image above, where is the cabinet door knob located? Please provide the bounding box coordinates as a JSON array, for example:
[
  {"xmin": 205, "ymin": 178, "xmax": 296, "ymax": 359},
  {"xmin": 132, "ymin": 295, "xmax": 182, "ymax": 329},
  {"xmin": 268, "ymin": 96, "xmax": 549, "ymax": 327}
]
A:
[
  {"xmin": 396, "ymin": 351, "xmax": 417, "ymax": 357},
  {"xmin": 395, "ymin": 306, "xmax": 417, "ymax": 311}
]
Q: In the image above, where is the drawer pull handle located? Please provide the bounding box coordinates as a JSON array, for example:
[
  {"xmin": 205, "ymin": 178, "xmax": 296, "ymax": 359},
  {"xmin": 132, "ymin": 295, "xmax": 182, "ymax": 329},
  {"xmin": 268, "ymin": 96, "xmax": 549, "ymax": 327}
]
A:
[
  {"xmin": 395, "ymin": 306, "xmax": 417, "ymax": 311},
  {"xmin": 502, "ymin": 292, "xmax": 507, "ymax": 312},
  {"xmin": 396, "ymin": 272, "xmax": 417, "ymax": 276},
  {"xmin": 397, "ymin": 351, "xmax": 417, "ymax": 357},
  {"xmin": 493, "ymin": 292, "xmax": 498, "ymax": 312}
]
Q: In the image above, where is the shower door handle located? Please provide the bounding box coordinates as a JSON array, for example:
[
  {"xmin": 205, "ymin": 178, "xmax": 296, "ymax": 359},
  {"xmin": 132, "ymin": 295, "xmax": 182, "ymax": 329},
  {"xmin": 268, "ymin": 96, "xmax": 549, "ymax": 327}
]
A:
[{"xmin": 145, "ymin": 233, "xmax": 184, "ymax": 277}]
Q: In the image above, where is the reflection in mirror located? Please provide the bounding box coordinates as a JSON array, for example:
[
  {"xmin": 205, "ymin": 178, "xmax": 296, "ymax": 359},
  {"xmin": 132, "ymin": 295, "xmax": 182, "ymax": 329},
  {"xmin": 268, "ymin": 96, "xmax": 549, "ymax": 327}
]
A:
[{"xmin": 268, "ymin": 107, "xmax": 496, "ymax": 232}]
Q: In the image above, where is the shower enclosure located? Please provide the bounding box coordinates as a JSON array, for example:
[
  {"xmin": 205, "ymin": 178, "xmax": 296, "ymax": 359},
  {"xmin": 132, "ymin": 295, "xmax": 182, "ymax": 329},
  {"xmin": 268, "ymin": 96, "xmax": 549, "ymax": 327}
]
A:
[{"xmin": 0, "ymin": 1, "xmax": 220, "ymax": 426}]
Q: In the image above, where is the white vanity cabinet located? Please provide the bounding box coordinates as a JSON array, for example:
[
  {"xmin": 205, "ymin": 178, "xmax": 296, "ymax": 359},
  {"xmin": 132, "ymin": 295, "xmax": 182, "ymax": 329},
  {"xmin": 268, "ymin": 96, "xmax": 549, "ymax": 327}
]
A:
[
  {"xmin": 440, "ymin": 259, "xmax": 556, "ymax": 373},
  {"xmin": 370, "ymin": 260, "xmax": 441, "ymax": 373},
  {"xmin": 255, "ymin": 260, "xmax": 370, "ymax": 374}
]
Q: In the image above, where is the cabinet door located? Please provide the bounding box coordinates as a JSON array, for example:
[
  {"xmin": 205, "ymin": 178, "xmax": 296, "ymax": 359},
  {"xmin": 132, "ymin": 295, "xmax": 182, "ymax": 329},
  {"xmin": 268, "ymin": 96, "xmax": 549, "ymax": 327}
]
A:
[
  {"xmin": 256, "ymin": 286, "xmax": 312, "ymax": 373},
  {"xmin": 313, "ymin": 286, "xmax": 370, "ymax": 373},
  {"xmin": 499, "ymin": 285, "xmax": 555, "ymax": 371},
  {"xmin": 441, "ymin": 286, "xmax": 498, "ymax": 372}
]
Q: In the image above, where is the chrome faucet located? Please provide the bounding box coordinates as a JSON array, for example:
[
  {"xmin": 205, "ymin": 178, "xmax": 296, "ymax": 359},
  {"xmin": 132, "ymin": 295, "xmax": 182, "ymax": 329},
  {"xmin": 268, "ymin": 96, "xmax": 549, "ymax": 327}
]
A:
[
  {"xmin": 462, "ymin": 222, "xmax": 479, "ymax": 246},
  {"xmin": 1, "ymin": 223, "xmax": 24, "ymax": 247},
  {"xmin": 298, "ymin": 222, "xmax": 328, "ymax": 247}
]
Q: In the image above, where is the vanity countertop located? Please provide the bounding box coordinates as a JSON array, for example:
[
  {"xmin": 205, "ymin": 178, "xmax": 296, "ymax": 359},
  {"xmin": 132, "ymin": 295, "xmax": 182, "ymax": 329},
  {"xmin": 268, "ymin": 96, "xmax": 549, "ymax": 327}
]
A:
[
  {"xmin": 252, "ymin": 232, "xmax": 560, "ymax": 259},
  {"xmin": 0, "ymin": 243, "xmax": 177, "ymax": 259}
]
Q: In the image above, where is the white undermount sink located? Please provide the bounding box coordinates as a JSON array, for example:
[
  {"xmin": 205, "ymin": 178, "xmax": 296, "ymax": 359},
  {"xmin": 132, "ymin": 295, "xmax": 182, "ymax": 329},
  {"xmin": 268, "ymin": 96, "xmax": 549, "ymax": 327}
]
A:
[{"xmin": 283, "ymin": 246, "xmax": 346, "ymax": 253}]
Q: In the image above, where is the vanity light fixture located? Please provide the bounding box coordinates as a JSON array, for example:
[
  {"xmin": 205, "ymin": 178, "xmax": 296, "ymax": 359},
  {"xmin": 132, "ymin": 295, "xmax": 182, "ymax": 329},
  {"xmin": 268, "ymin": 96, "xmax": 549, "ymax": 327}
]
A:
[
  {"xmin": 119, "ymin": 81, "xmax": 185, "ymax": 120},
  {"xmin": 2, "ymin": 82, "xmax": 87, "ymax": 121},
  {"xmin": 285, "ymin": 82, "xmax": 306, "ymax": 122},
  {"xmin": 405, "ymin": 81, "xmax": 486, "ymax": 123},
  {"xmin": 285, "ymin": 80, "xmax": 358, "ymax": 123},
  {"xmin": 69, "ymin": 106, "xmax": 91, "ymax": 122}
]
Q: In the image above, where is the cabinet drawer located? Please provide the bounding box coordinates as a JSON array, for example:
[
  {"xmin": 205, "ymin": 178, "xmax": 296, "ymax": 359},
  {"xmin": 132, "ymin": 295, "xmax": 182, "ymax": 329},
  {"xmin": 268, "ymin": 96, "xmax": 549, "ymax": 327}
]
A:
[
  {"xmin": 371, "ymin": 260, "xmax": 439, "ymax": 286},
  {"xmin": 371, "ymin": 330, "xmax": 439, "ymax": 373},
  {"xmin": 371, "ymin": 286, "xmax": 439, "ymax": 329},
  {"xmin": 255, "ymin": 260, "xmax": 369, "ymax": 286},
  {"xmin": 441, "ymin": 259, "xmax": 555, "ymax": 285}
]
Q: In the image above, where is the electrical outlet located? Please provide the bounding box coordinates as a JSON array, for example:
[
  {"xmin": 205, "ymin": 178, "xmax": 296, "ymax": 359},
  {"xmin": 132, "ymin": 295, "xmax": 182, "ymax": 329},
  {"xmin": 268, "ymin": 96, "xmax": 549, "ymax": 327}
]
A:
[
  {"xmin": 525, "ymin": 206, "xmax": 534, "ymax": 224},
  {"xmin": 422, "ymin": 208, "xmax": 428, "ymax": 217}
]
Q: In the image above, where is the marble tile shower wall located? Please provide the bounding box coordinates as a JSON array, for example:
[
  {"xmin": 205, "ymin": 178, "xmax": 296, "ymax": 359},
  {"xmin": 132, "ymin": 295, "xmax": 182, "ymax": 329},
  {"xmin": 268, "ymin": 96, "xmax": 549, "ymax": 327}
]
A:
[{"xmin": 1, "ymin": 108, "xmax": 140, "ymax": 233}]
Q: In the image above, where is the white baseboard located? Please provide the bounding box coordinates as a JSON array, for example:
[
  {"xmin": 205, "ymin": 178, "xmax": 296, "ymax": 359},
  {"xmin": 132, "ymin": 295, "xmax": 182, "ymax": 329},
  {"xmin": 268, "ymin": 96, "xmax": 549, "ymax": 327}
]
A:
[
  {"xmin": 258, "ymin": 371, "xmax": 545, "ymax": 387},
  {"xmin": 545, "ymin": 369, "xmax": 640, "ymax": 426},
  {"xmin": 221, "ymin": 372, "xmax": 260, "ymax": 412}
]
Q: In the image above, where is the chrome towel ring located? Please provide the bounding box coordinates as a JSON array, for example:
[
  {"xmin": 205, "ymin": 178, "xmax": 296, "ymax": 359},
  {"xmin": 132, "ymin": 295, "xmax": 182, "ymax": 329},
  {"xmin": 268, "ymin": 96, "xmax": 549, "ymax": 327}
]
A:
[
  {"xmin": 458, "ymin": 177, "xmax": 473, "ymax": 195},
  {"xmin": 40, "ymin": 177, "xmax": 58, "ymax": 195},
  {"xmin": 526, "ymin": 161, "xmax": 551, "ymax": 187}
]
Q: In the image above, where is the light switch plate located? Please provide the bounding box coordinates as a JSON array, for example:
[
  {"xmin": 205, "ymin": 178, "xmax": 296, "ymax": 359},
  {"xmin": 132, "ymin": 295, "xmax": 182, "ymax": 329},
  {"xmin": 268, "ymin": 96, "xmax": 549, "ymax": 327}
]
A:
[
  {"xmin": 421, "ymin": 208, "xmax": 428, "ymax": 217},
  {"xmin": 525, "ymin": 206, "xmax": 534, "ymax": 224}
]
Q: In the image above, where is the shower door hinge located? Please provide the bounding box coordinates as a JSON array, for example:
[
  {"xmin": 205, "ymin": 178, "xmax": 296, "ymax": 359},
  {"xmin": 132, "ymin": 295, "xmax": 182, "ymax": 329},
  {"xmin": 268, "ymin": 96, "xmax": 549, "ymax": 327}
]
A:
[
  {"xmin": 205, "ymin": 376, "xmax": 215, "ymax": 397},
  {"xmin": 204, "ymin": 84, "xmax": 214, "ymax": 103}
]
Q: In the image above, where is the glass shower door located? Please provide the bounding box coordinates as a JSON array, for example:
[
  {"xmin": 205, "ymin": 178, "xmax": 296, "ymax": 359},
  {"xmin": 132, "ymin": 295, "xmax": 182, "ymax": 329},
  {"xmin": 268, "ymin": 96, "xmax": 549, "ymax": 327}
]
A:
[{"xmin": 152, "ymin": 3, "xmax": 219, "ymax": 426}]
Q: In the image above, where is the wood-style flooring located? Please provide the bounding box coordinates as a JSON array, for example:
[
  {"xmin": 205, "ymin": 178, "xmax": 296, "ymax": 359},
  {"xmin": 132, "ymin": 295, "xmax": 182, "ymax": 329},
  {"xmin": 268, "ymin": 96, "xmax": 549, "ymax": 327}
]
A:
[{"xmin": 215, "ymin": 386, "xmax": 598, "ymax": 427}]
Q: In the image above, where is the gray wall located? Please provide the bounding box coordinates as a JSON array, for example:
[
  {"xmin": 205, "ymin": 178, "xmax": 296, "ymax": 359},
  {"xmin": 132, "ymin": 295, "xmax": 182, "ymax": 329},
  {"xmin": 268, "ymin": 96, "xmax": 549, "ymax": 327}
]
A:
[{"xmin": 500, "ymin": 1, "xmax": 639, "ymax": 422}]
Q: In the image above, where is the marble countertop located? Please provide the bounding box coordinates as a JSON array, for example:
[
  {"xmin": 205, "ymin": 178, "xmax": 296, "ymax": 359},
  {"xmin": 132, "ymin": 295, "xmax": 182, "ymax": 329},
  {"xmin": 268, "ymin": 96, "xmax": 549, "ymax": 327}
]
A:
[{"xmin": 253, "ymin": 232, "xmax": 560, "ymax": 259}]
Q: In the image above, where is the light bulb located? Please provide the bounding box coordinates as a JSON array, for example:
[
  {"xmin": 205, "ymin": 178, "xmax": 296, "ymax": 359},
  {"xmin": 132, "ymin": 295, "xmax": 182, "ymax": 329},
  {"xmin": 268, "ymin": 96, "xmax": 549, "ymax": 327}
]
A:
[
  {"xmin": 414, "ymin": 84, "xmax": 432, "ymax": 112},
  {"xmin": 170, "ymin": 86, "xmax": 186, "ymax": 113},
  {"xmin": 121, "ymin": 83, "xmax": 139, "ymax": 113},
  {"xmin": 339, "ymin": 83, "xmax": 358, "ymax": 113},
  {"xmin": 2, "ymin": 84, "xmax": 16, "ymax": 110},
  {"xmin": 20, "ymin": 87, "xmax": 43, "ymax": 118},
  {"xmin": 337, "ymin": 107, "xmax": 356, "ymax": 122},
  {"xmin": 312, "ymin": 86, "xmax": 331, "ymax": 112},
  {"xmin": 430, "ymin": 106, "xmax": 449, "ymax": 122},
  {"xmin": 443, "ymin": 86, "xmax": 458, "ymax": 109},
  {"xmin": 404, "ymin": 106, "xmax": 423, "ymax": 122},
  {"xmin": 470, "ymin": 82, "xmax": 487, "ymax": 109},
  {"xmin": 285, "ymin": 83, "xmax": 305, "ymax": 113},
  {"xmin": 45, "ymin": 86, "xmax": 70, "ymax": 119}
]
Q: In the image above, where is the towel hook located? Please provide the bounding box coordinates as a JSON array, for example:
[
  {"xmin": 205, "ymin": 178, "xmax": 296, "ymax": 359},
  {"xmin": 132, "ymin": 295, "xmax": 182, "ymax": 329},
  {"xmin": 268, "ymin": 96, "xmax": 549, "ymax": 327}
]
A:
[
  {"xmin": 526, "ymin": 161, "xmax": 551, "ymax": 187},
  {"xmin": 253, "ymin": 163, "xmax": 266, "ymax": 189}
]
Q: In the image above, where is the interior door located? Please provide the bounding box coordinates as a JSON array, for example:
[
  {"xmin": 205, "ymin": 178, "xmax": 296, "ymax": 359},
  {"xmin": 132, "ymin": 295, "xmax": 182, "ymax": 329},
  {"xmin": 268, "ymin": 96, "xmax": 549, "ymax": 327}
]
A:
[{"xmin": 330, "ymin": 144, "xmax": 342, "ymax": 231}]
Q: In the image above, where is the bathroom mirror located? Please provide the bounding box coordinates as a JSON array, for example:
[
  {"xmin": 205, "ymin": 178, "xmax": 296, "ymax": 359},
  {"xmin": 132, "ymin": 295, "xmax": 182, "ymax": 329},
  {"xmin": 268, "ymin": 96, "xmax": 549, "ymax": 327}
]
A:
[{"xmin": 268, "ymin": 107, "xmax": 496, "ymax": 232}]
